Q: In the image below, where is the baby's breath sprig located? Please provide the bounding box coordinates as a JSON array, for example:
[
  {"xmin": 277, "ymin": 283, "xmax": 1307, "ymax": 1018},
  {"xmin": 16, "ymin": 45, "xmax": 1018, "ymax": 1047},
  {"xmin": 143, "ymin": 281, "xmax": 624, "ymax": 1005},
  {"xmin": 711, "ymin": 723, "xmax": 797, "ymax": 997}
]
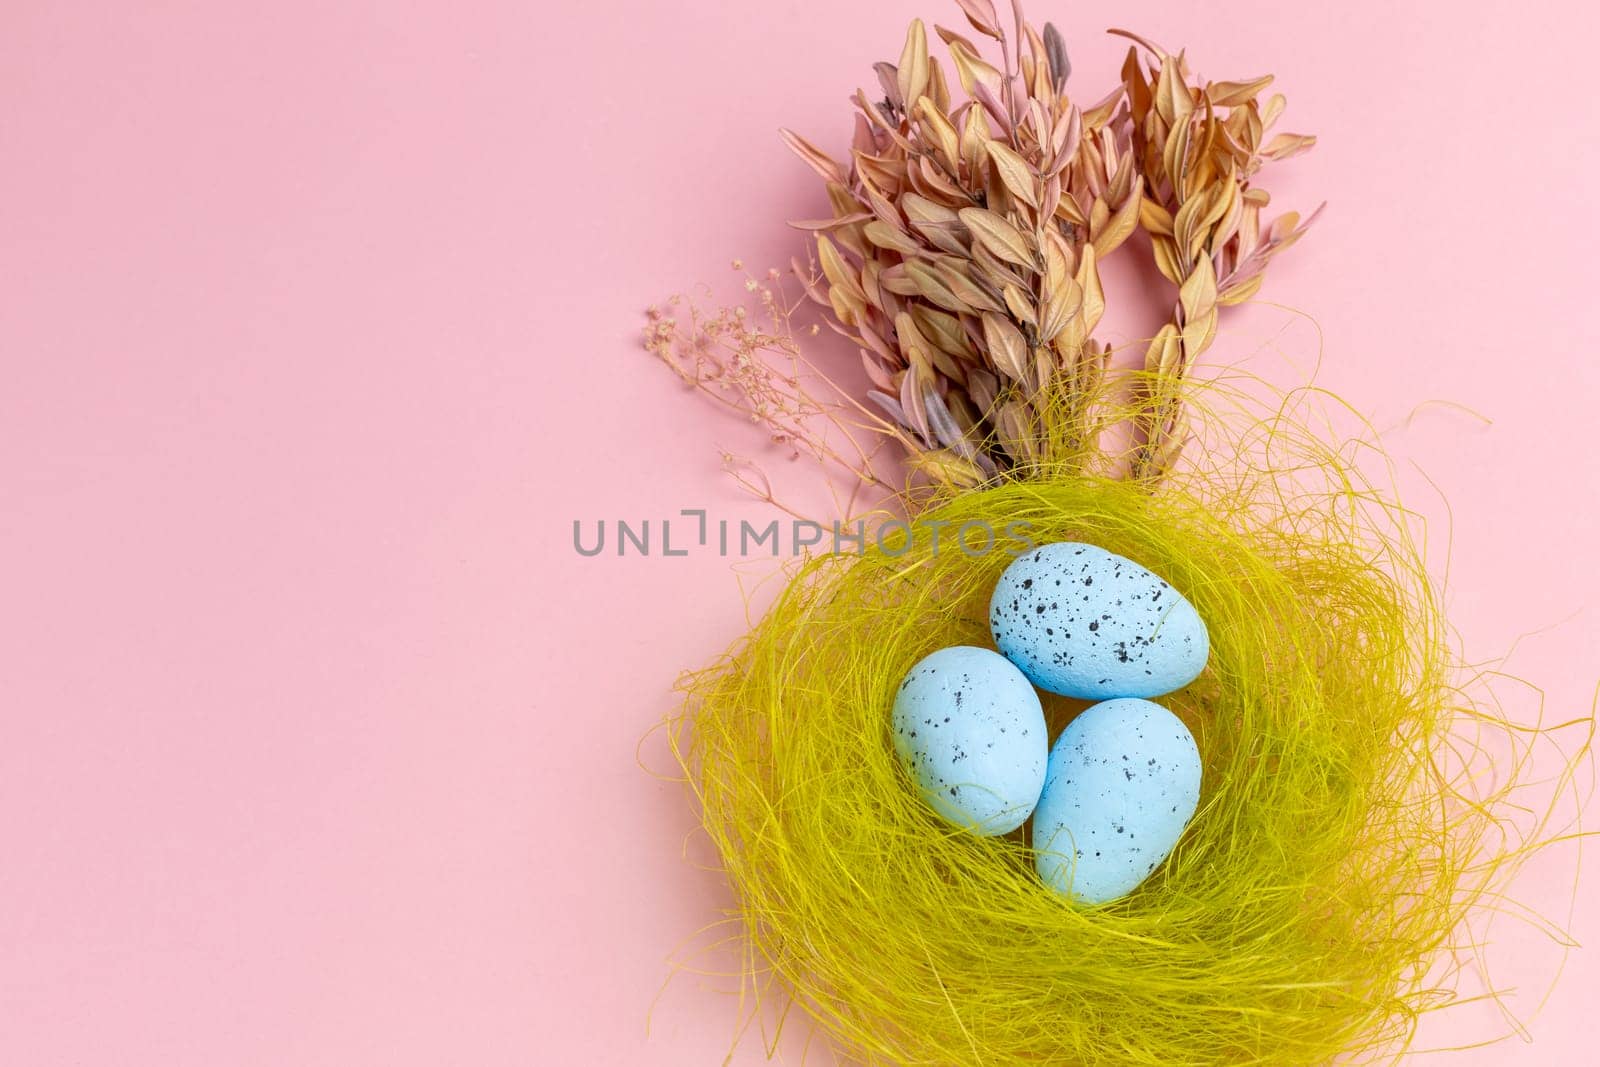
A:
[{"xmin": 645, "ymin": 263, "xmax": 912, "ymax": 516}]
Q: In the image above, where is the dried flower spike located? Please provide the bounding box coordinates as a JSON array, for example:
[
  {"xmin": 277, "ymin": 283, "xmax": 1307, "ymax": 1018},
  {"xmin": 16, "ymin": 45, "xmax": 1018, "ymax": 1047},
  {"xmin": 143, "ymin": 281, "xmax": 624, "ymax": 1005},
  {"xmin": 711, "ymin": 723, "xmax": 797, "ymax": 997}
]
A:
[{"xmin": 773, "ymin": 1, "xmax": 1318, "ymax": 485}]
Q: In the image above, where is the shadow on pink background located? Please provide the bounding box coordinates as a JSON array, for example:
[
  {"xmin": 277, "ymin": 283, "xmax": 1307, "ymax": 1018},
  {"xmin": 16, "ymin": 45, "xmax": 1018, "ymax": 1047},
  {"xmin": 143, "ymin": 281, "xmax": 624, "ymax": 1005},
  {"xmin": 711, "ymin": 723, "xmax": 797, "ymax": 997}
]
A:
[{"xmin": 1, "ymin": 1, "xmax": 1594, "ymax": 1064}]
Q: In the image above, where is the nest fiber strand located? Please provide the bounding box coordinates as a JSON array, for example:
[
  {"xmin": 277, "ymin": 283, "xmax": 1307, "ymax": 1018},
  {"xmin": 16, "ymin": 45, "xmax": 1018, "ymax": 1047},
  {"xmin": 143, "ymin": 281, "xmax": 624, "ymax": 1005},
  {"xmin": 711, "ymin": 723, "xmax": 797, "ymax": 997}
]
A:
[{"xmin": 674, "ymin": 442, "xmax": 1520, "ymax": 1065}]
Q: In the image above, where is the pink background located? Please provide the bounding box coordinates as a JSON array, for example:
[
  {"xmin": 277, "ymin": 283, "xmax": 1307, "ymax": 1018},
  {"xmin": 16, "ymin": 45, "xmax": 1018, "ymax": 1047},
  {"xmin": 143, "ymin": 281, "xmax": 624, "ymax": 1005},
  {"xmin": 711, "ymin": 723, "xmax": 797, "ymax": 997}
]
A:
[{"xmin": 2, "ymin": 1, "xmax": 1595, "ymax": 1064}]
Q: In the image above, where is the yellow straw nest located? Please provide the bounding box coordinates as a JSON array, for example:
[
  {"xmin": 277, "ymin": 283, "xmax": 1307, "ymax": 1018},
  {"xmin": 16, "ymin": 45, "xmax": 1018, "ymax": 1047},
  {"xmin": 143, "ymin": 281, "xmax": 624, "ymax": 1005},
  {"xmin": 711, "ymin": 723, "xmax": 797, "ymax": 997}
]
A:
[{"xmin": 670, "ymin": 386, "xmax": 1555, "ymax": 1066}]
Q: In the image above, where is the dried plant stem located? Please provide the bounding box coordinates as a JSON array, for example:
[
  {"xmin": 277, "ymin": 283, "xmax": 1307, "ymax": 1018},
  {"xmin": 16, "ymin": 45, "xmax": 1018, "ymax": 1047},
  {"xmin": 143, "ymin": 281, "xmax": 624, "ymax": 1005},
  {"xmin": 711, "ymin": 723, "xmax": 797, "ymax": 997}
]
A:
[
  {"xmin": 652, "ymin": 1, "xmax": 1320, "ymax": 495},
  {"xmin": 1116, "ymin": 31, "xmax": 1322, "ymax": 480}
]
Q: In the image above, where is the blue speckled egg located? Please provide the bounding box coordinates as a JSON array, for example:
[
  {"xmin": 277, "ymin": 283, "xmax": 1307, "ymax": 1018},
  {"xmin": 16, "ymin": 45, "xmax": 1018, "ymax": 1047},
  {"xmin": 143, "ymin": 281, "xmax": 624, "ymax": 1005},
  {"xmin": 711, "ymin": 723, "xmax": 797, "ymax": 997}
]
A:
[
  {"xmin": 891, "ymin": 646, "xmax": 1048, "ymax": 836},
  {"xmin": 1032, "ymin": 697, "xmax": 1201, "ymax": 904},
  {"xmin": 989, "ymin": 542, "xmax": 1208, "ymax": 699}
]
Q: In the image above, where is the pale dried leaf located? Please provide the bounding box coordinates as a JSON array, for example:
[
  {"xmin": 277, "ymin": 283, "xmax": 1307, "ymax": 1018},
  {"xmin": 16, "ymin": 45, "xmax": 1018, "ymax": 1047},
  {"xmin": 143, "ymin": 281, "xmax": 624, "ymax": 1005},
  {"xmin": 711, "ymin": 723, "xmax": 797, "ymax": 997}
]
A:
[
  {"xmin": 1150, "ymin": 234, "xmax": 1184, "ymax": 284},
  {"xmin": 1155, "ymin": 58, "xmax": 1195, "ymax": 126},
  {"xmin": 1163, "ymin": 117, "xmax": 1193, "ymax": 198},
  {"xmin": 1106, "ymin": 27, "xmax": 1169, "ymax": 60},
  {"xmin": 1139, "ymin": 195, "xmax": 1175, "ymax": 236},
  {"xmin": 902, "ymin": 192, "xmax": 961, "ymax": 225},
  {"xmin": 928, "ymin": 342, "xmax": 966, "ymax": 382},
  {"xmin": 1054, "ymin": 192, "xmax": 1088, "ymax": 227},
  {"xmin": 960, "ymin": 102, "xmax": 992, "ymax": 175},
  {"xmin": 1091, "ymin": 190, "xmax": 1141, "ymax": 257},
  {"xmin": 1261, "ymin": 92, "xmax": 1287, "ymax": 129},
  {"xmin": 897, "ymin": 20, "xmax": 930, "ymax": 113},
  {"xmin": 1051, "ymin": 106, "xmax": 1081, "ymax": 163},
  {"xmin": 779, "ymin": 129, "xmax": 847, "ymax": 185},
  {"xmin": 985, "ymin": 141, "xmax": 1041, "ymax": 209},
  {"xmin": 874, "ymin": 62, "xmax": 902, "ymax": 111},
  {"xmin": 828, "ymin": 283, "xmax": 863, "ymax": 327},
  {"xmin": 968, "ymin": 241, "xmax": 1028, "ymax": 292},
  {"xmin": 816, "ymin": 235, "xmax": 865, "ymax": 302},
  {"xmin": 1262, "ymin": 131, "xmax": 1317, "ymax": 161},
  {"xmin": 947, "ymin": 38, "xmax": 1005, "ymax": 99},
  {"xmin": 1043, "ymin": 22, "xmax": 1071, "ymax": 88},
  {"xmin": 851, "ymin": 112, "xmax": 875, "ymax": 154},
  {"xmin": 929, "ymin": 56, "xmax": 951, "ymax": 114},
  {"xmin": 914, "ymin": 154, "xmax": 968, "ymax": 202},
  {"xmin": 862, "ymin": 353, "xmax": 896, "ymax": 393},
  {"xmin": 1076, "ymin": 242, "xmax": 1105, "ymax": 334},
  {"xmin": 1034, "ymin": 346, "xmax": 1055, "ymax": 391},
  {"xmin": 854, "ymin": 153, "xmax": 907, "ymax": 195},
  {"xmin": 908, "ymin": 447, "xmax": 986, "ymax": 487},
  {"xmin": 864, "ymin": 220, "xmax": 923, "ymax": 255},
  {"xmin": 982, "ymin": 312, "xmax": 1030, "ymax": 382},
  {"xmin": 996, "ymin": 401, "xmax": 1037, "ymax": 463},
  {"xmin": 958, "ymin": 207, "xmax": 1036, "ymax": 269},
  {"xmin": 923, "ymin": 387, "xmax": 976, "ymax": 458},
  {"xmin": 905, "ymin": 259, "xmax": 967, "ymax": 313},
  {"xmin": 1178, "ymin": 253, "xmax": 1218, "ymax": 321},
  {"xmin": 954, "ymin": 0, "xmax": 1002, "ymax": 40},
  {"xmin": 789, "ymin": 213, "xmax": 872, "ymax": 231},
  {"xmin": 879, "ymin": 264, "xmax": 921, "ymax": 297},
  {"xmin": 859, "ymin": 257, "xmax": 885, "ymax": 312},
  {"xmin": 968, "ymin": 368, "xmax": 998, "ymax": 416},
  {"xmin": 859, "ymin": 319, "xmax": 899, "ymax": 366},
  {"xmin": 1172, "ymin": 192, "xmax": 1207, "ymax": 262},
  {"xmin": 1002, "ymin": 283, "xmax": 1038, "ymax": 328},
  {"xmin": 912, "ymin": 304, "xmax": 976, "ymax": 358},
  {"xmin": 1038, "ymin": 275, "xmax": 1083, "ymax": 342},
  {"xmin": 867, "ymin": 388, "xmax": 908, "ymax": 429},
  {"xmin": 1217, "ymin": 273, "xmax": 1265, "ymax": 306},
  {"xmin": 1207, "ymin": 74, "xmax": 1273, "ymax": 108},
  {"xmin": 1081, "ymin": 84, "xmax": 1124, "ymax": 129},
  {"xmin": 895, "ymin": 310, "xmax": 934, "ymax": 369},
  {"xmin": 1144, "ymin": 323, "xmax": 1182, "ymax": 376},
  {"xmin": 1041, "ymin": 173, "xmax": 1062, "ymax": 220},
  {"xmin": 899, "ymin": 365, "xmax": 932, "ymax": 442},
  {"xmin": 972, "ymin": 81, "xmax": 1012, "ymax": 133},
  {"xmin": 916, "ymin": 96, "xmax": 961, "ymax": 169},
  {"xmin": 1181, "ymin": 307, "xmax": 1218, "ymax": 356},
  {"xmin": 933, "ymin": 259, "xmax": 1005, "ymax": 313}
]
